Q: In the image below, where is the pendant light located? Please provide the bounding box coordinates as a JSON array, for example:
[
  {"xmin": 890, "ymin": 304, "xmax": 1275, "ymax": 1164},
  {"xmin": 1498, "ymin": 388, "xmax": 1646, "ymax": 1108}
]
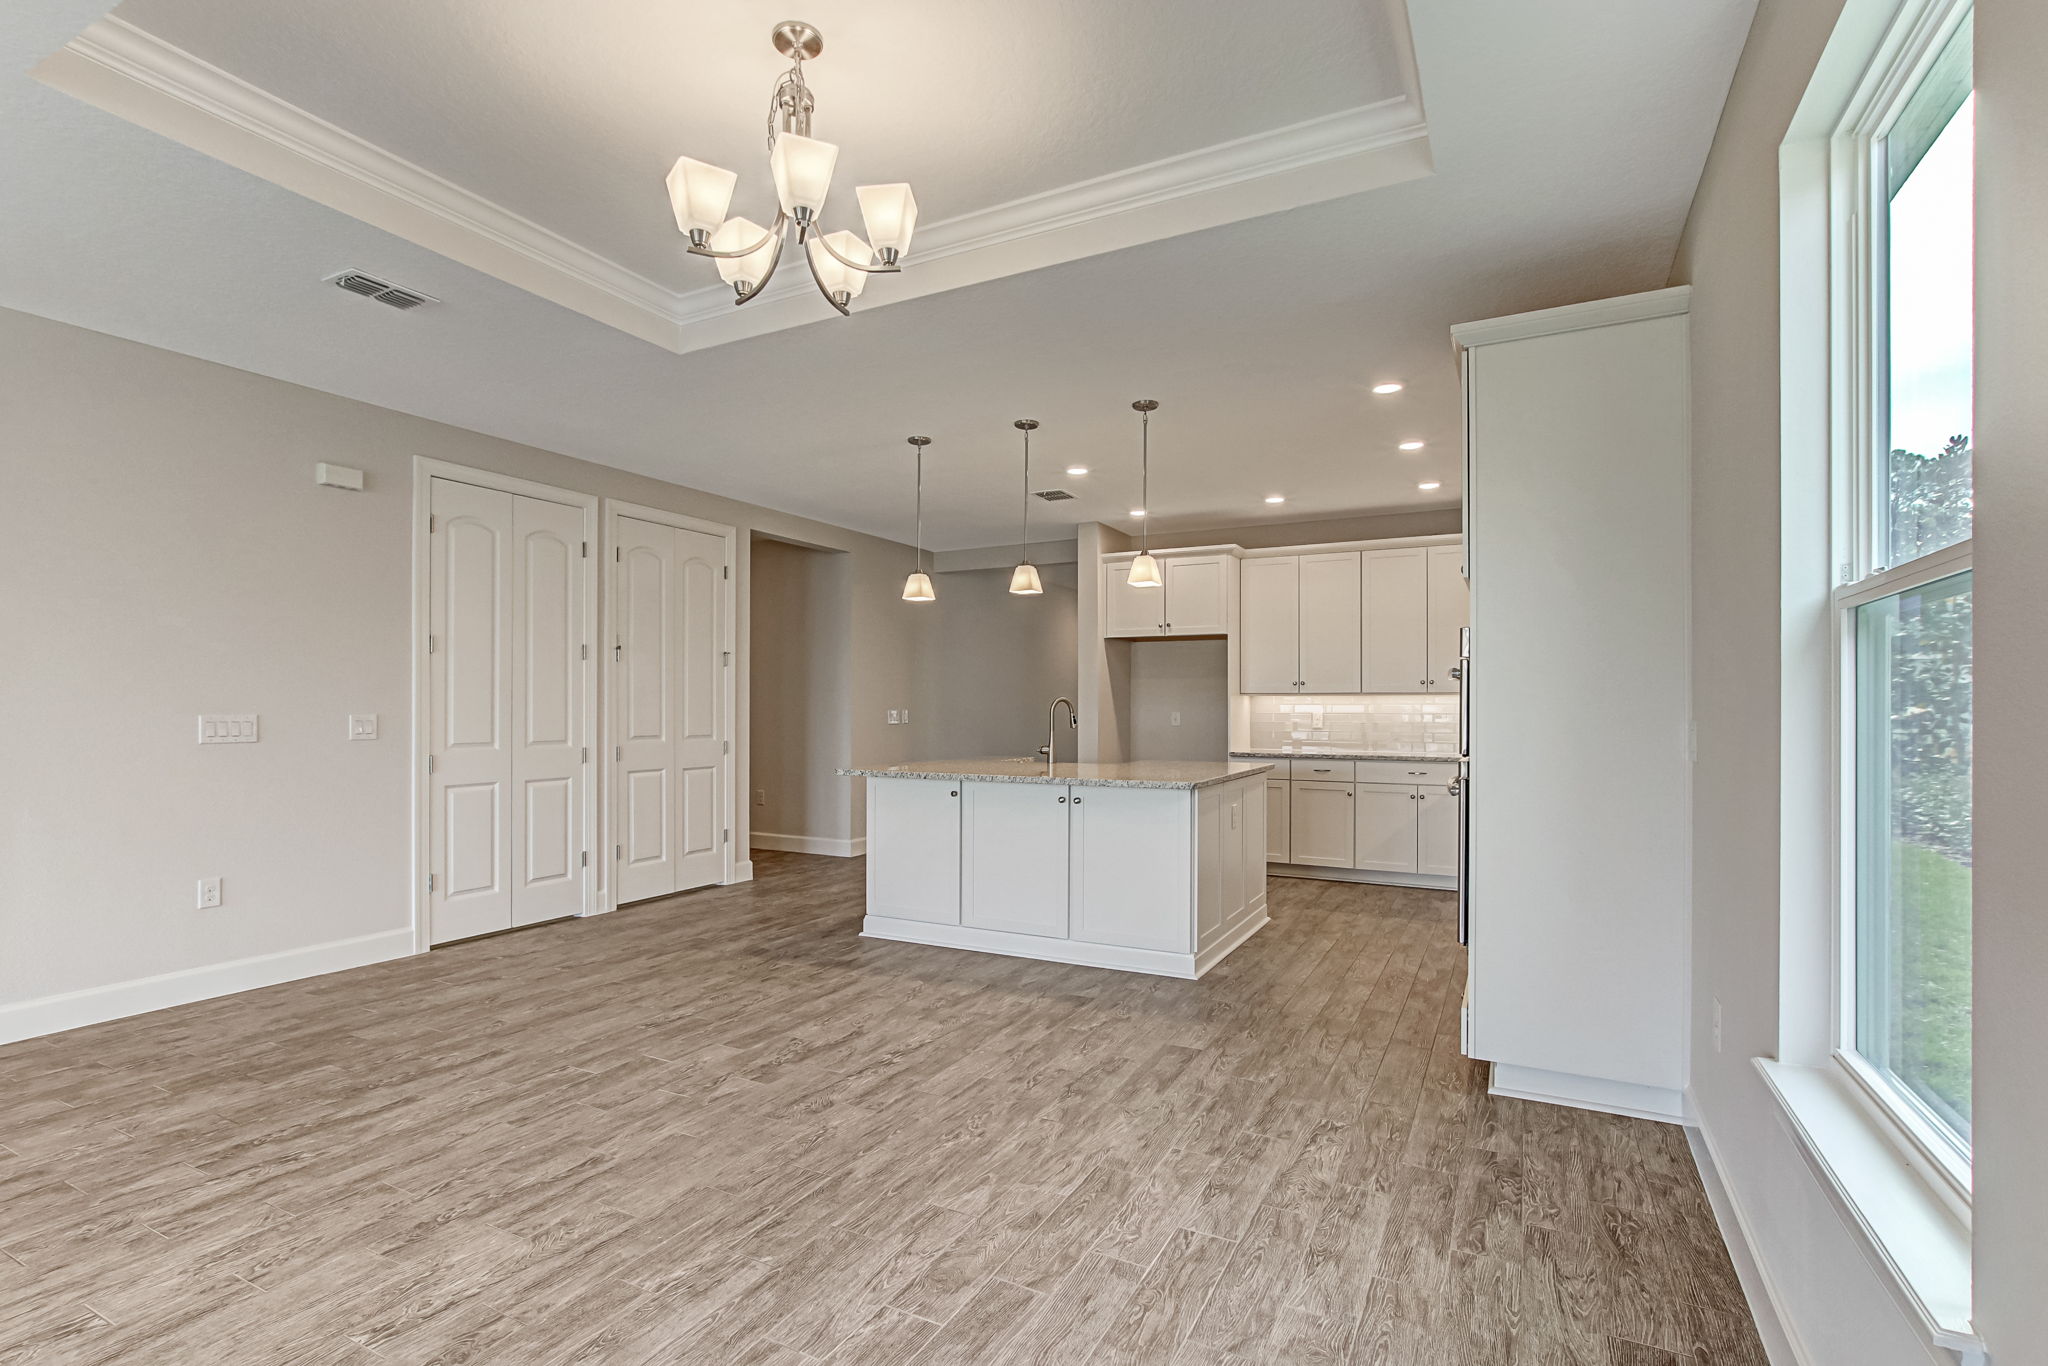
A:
[
  {"xmin": 1009, "ymin": 420, "xmax": 1044, "ymax": 595},
  {"xmin": 902, "ymin": 436, "xmax": 936, "ymax": 602},
  {"xmin": 1127, "ymin": 400, "xmax": 1163, "ymax": 587}
]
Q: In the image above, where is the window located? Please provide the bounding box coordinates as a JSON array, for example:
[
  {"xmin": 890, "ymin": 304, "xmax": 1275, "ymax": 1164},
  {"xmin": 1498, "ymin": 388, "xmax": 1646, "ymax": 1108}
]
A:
[{"xmin": 1836, "ymin": 9, "xmax": 1973, "ymax": 1183}]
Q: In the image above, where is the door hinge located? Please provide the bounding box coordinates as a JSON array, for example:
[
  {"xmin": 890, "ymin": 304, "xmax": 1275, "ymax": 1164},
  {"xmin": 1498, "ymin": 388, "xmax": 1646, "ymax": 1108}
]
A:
[
  {"xmin": 427, "ymin": 872, "xmax": 436, "ymax": 892},
  {"xmin": 427, "ymin": 635, "xmax": 437, "ymax": 654},
  {"xmin": 723, "ymin": 740, "xmax": 731, "ymax": 755},
  {"xmin": 429, "ymin": 513, "xmax": 437, "ymax": 534},
  {"xmin": 722, "ymin": 829, "xmax": 730, "ymax": 845},
  {"xmin": 722, "ymin": 651, "xmax": 732, "ymax": 666},
  {"xmin": 426, "ymin": 754, "xmax": 436, "ymax": 775},
  {"xmin": 581, "ymin": 541, "xmax": 589, "ymax": 558},
  {"xmin": 614, "ymin": 640, "xmax": 623, "ymax": 662},
  {"xmin": 615, "ymin": 547, "xmax": 622, "ymax": 562},
  {"xmin": 581, "ymin": 643, "xmax": 589, "ymax": 661},
  {"xmin": 614, "ymin": 843, "xmax": 622, "ymax": 860},
  {"xmin": 581, "ymin": 746, "xmax": 589, "ymax": 764},
  {"xmin": 580, "ymin": 850, "xmax": 589, "ymax": 867},
  {"xmin": 615, "ymin": 745, "xmax": 622, "ymax": 761},
  {"xmin": 722, "ymin": 564, "xmax": 730, "ymax": 580}
]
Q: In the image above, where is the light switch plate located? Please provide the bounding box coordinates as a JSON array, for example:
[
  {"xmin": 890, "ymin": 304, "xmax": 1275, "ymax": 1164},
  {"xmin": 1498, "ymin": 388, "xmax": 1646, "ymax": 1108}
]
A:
[
  {"xmin": 196, "ymin": 877, "xmax": 222, "ymax": 909},
  {"xmin": 348, "ymin": 714, "xmax": 379, "ymax": 740},
  {"xmin": 886, "ymin": 710, "xmax": 901, "ymax": 725},
  {"xmin": 198, "ymin": 714, "xmax": 259, "ymax": 744}
]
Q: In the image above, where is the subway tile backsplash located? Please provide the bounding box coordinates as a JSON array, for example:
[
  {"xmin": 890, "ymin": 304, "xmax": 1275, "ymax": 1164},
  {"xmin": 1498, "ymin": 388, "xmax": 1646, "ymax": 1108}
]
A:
[{"xmin": 1247, "ymin": 694, "xmax": 1459, "ymax": 755}]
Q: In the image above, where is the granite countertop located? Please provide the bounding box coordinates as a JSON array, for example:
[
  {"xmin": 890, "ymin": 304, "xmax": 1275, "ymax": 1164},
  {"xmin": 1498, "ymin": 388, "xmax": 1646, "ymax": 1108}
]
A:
[
  {"xmin": 840, "ymin": 758, "xmax": 1274, "ymax": 790},
  {"xmin": 1230, "ymin": 749, "xmax": 1463, "ymax": 763}
]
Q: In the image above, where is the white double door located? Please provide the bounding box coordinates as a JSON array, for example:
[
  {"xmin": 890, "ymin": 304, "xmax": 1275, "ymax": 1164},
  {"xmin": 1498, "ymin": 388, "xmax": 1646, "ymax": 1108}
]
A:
[
  {"xmin": 614, "ymin": 516, "xmax": 730, "ymax": 903},
  {"xmin": 428, "ymin": 478, "xmax": 589, "ymax": 944}
]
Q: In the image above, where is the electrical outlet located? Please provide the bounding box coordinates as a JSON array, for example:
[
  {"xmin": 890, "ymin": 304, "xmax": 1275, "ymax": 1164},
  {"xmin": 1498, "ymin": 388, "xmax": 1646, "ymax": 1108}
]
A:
[
  {"xmin": 900, "ymin": 709, "xmax": 910, "ymax": 724},
  {"xmin": 886, "ymin": 709, "xmax": 901, "ymax": 725},
  {"xmin": 1711, "ymin": 996, "xmax": 1723, "ymax": 1053},
  {"xmin": 755, "ymin": 789, "xmax": 767, "ymax": 807},
  {"xmin": 1170, "ymin": 711, "xmax": 1182, "ymax": 727},
  {"xmin": 196, "ymin": 877, "xmax": 222, "ymax": 909}
]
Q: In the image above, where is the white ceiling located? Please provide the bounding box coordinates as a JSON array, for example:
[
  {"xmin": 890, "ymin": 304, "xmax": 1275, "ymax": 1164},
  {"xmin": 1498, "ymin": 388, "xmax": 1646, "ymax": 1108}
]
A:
[{"xmin": 0, "ymin": 0, "xmax": 1757, "ymax": 550}]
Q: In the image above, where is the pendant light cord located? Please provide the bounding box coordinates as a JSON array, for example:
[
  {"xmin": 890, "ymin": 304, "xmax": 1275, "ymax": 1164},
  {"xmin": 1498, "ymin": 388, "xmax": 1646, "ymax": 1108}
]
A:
[
  {"xmin": 1140, "ymin": 406, "xmax": 1150, "ymax": 554},
  {"xmin": 915, "ymin": 447, "xmax": 924, "ymax": 574},
  {"xmin": 1020, "ymin": 425, "xmax": 1031, "ymax": 562}
]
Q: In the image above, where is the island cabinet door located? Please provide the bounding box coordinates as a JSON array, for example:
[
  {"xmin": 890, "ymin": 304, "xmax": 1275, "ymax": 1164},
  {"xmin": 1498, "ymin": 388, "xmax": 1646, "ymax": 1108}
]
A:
[
  {"xmin": 1073, "ymin": 786, "xmax": 1193, "ymax": 953},
  {"xmin": 866, "ymin": 778, "xmax": 961, "ymax": 923},
  {"xmin": 962, "ymin": 782, "xmax": 1072, "ymax": 937}
]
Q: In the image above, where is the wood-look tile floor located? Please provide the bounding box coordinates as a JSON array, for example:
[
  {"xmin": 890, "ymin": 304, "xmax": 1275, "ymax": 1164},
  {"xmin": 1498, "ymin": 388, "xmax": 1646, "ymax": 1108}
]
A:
[{"xmin": 0, "ymin": 853, "xmax": 1765, "ymax": 1365}]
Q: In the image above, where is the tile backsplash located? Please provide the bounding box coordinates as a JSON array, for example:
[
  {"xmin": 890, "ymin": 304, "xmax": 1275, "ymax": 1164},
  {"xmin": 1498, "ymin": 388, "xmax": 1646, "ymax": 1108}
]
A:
[{"xmin": 1247, "ymin": 694, "xmax": 1459, "ymax": 755}]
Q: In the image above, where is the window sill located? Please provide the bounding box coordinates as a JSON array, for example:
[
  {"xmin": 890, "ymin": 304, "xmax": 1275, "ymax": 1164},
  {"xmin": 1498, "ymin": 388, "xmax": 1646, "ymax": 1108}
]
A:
[{"xmin": 1753, "ymin": 1058, "xmax": 1983, "ymax": 1362}]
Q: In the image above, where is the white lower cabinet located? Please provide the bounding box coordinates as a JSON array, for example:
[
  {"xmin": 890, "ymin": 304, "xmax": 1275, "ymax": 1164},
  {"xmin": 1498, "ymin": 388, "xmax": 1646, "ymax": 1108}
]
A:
[
  {"xmin": 1289, "ymin": 781, "xmax": 1355, "ymax": 867},
  {"xmin": 1416, "ymin": 786, "xmax": 1458, "ymax": 877},
  {"xmin": 1264, "ymin": 780, "xmax": 1291, "ymax": 863},
  {"xmin": 962, "ymin": 782, "xmax": 1072, "ymax": 937},
  {"xmin": 1353, "ymin": 784, "xmax": 1419, "ymax": 873},
  {"xmin": 866, "ymin": 777, "xmax": 962, "ymax": 923},
  {"xmin": 863, "ymin": 774, "xmax": 1270, "ymax": 978},
  {"xmin": 1071, "ymin": 785, "xmax": 1191, "ymax": 952}
]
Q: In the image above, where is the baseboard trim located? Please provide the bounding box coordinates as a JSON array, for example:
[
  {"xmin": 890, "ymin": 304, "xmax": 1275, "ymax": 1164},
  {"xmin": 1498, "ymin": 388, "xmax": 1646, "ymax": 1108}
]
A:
[
  {"xmin": 861, "ymin": 910, "xmax": 1270, "ymax": 980},
  {"xmin": 1487, "ymin": 1062, "xmax": 1688, "ymax": 1124},
  {"xmin": 1685, "ymin": 1096, "xmax": 1811, "ymax": 1366},
  {"xmin": 1266, "ymin": 863, "xmax": 1456, "ymax": 890},
  {"xmin": 728, "ymin": 860, "xmax": 756, "ymax": 884},
  {"xmin": 1194, "ymin": 905, "xmax": 1271, "ymax": 975},
  {"xmin": 750, "ymin": 832, "xmax": 865, "ymax": 858},
  {"xmin": 0, "ymin": 928, "xmax": 415, "ymax": 1045}
]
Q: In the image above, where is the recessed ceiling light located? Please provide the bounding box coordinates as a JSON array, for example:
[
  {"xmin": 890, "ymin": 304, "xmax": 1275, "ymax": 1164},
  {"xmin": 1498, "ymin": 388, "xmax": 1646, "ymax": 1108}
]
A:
[
  {"xmin": 1417, "ymin": 481, "xmax": 1442, "ymax": 491},
  {"xmin": 1398, "ymin": 440, "xmax": 1426, "ymax": 451},
  {"xmin": 1129, "ymin": 508, "xmax": 1147, "ymax": 518},
  {"xmin": 1264, "ymin": 495, "xmax": 1286, "ymax": 504},
  {"xmin": 1066, "ymin": 465, "xmax": 1089, "ymax": 477},
  {"xmin": 1372, "ymin": 382, "xmax": 1404, "ymax": 395}
]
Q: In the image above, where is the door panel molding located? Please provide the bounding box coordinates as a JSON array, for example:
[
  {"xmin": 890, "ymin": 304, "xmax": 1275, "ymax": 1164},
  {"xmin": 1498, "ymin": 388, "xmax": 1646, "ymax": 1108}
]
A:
[{"xmin": 413, "ymin": 458, "xmax": 598, "ymax": 953}]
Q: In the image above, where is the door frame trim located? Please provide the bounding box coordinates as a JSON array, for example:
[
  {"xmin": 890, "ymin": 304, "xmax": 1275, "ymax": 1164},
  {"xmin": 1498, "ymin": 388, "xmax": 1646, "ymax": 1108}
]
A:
[
  {"xmin": 411, "ymin": 457, "xmax": 600, "ymax": 953},
  {"xmin": 601, "ymin": 499, "xmax": 740, "ymax": 910}
]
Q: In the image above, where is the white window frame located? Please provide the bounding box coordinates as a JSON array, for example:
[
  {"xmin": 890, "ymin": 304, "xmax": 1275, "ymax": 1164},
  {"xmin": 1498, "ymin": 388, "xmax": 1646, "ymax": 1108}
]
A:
[{"xmin": 1823, "ymin": 0, "xmax": 1974, "ymax": 1213}]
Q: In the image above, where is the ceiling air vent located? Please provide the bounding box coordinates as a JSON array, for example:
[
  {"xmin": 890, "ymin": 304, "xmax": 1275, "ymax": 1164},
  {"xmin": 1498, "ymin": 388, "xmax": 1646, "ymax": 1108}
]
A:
[
  {"xmin": 326, "ymin": 271, "xmax": 439, "ymax": 311},
  {"xmin": 1033, "ymin": 489, "xmax": 1076, "ymax": 502}
]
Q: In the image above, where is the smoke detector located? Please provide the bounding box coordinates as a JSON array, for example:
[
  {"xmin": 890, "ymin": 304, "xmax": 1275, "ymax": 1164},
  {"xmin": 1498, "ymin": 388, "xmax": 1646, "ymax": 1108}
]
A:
[{"xmin": 326, "ymin": 270, "xmax": 439, "ymax": 310}]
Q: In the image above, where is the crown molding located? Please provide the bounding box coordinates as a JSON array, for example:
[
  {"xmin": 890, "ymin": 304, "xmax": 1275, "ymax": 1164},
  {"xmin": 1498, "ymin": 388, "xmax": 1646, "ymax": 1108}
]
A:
[
  {"xmin": 38, "ymin": 16, "xmax": 1432, "ymax": 357},
  {"xmin": 1450, "ymin": 286, "xmax": 1694, "ymax": 350}
]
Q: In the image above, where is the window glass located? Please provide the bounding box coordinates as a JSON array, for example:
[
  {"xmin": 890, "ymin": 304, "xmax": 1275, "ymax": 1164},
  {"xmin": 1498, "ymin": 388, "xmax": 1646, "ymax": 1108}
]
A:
[
  {"xmin": 1854, "ymin": 570, "xmax": 1972, "ymax": 1145},
  {"xmin": 1885, "ymin": 93, "xmax": 1973, "ymax": 565}
]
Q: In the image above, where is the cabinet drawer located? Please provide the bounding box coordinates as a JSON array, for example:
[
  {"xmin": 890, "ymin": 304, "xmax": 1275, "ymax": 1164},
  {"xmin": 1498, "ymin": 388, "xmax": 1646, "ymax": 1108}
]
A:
[
  {"xmin": 1355, "ymin": 759, "xmax": 1458, "ymax": 788},
  {"xmin": 1288, "ymin": 758, "xmax": 1357, "ymax": 781}
]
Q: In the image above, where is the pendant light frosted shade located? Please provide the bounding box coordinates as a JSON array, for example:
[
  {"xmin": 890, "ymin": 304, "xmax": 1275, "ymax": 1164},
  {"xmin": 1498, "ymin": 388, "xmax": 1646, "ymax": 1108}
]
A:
[
  {"xmin": 1009, "ymin": 562, "xmax": 1044, "ymax": 595},
  {"xmin": 666, "ymin": 157, "xmax": 738, "ymax": 236},
  {"xmin": 902, "ymin": 571, "xmax": 936, "ymax": 602},
  {"xmin": 1127, "ymin": 552, "xmax": 1163, "ymax": 588},
  {"xmin": 709, "ymin": 217, "xmax": 779, "ymax": 291},
  {"xmin": 770, "ymin": 133, "xmax": 839, "ymax": 216},
  {"xmin": 807, "ymin": 231, "xmax": 874, "ymax": 300},
  {"xmin": 856, "ymin": 183, "xmax": 919, "ymax": 259}
]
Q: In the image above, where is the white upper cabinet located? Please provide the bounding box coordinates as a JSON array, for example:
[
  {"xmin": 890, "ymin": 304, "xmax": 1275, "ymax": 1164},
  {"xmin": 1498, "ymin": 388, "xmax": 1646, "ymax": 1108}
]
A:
[
  {"xmin": 1298, "ymin": 552, "xmax": 1363, "ymax": 692},
  {"xmin": 1161, "ymin": 556, "xmax": 1230, "ymax": 634},
  {"xmin": 1104, "ymin": 553, "xmax": 1232, "ymax": 637},
  {"xmin": 1104, "ymin": 563, "xmax": 1167, "ymax": 636},
  {"xmin": 1361, "ymin": 548, "xmax": 1429, "ymax": 693},
  {"xmin": 1425, "ymin": 545, "xmax": 1468, "ymax": 693},
  {"xmin": 1239, "ymin": 557, "xmax": 1302, "ymax": 691}
]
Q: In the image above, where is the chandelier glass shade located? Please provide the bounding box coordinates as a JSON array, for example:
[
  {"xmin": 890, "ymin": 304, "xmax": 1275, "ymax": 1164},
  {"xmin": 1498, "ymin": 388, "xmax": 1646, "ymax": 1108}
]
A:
[{"xmin": 668, "ymin": 22, "xmax": 917, "ymax": 316}]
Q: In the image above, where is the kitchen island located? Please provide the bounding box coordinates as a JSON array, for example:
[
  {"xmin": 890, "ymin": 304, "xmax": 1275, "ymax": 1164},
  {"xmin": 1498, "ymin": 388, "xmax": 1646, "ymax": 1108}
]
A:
[{"xmin": 839, "ymin": 759, "xmax": 1274, "ymax": 978}]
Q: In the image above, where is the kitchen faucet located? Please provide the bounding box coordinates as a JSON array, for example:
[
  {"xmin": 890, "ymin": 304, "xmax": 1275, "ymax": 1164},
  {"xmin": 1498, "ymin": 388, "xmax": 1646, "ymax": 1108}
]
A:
[{"xmin": 1040, "ymin": 697, "xmax": 1078, "ymax": 765}]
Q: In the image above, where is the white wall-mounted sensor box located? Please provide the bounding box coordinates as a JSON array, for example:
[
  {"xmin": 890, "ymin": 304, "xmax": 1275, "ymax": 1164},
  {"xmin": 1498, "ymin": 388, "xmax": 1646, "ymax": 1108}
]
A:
[{"xmin": 315, "ymin": 462, "xmax": 365, "ymax": 491}]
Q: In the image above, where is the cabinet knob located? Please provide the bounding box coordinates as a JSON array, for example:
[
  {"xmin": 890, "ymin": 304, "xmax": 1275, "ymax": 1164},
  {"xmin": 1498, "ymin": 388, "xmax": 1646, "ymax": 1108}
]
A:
[
  {"xmin": 1073, "ymin": 796, "xmax": 1083, "ymax": 804},
  {"xmin": 1058, "ymin": 795, "xmax": 1068, "ymax": 803},
  {"xmin": 949, "ymin": 791, "xmax": 958, "ymax": 797}
]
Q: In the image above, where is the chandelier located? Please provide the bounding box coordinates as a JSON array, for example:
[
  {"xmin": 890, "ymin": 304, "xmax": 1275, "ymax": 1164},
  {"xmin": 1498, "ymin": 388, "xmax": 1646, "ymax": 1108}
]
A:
[{"xmin": 665, "ymin": 21, "xmax": 919, "ymax": 315}]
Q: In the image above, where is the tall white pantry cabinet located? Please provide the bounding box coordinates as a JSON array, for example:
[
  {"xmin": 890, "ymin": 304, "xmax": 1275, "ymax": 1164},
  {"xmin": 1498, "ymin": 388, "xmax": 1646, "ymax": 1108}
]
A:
[{"xmin": 1455, "ymin": 288, "xmax": 1693, "ymax": 1123}]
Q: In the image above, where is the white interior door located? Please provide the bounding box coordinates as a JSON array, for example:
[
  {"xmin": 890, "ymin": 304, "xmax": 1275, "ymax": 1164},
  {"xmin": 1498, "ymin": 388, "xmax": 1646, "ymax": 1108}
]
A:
[
  {"xmin": 1239, "ymin": 556, "xmax": 1301, "ymax": 693},
  {"xmin": 429, "ymin": 477, "xmax": 587, "ymax": 944},
  {"xmin": 1425, "ymin": 545, "xmax": 1468, "ymax": 693},
  {"xmin": 614, "ymin": 516, "xmax": 729, "ymax": 904},
  {"xmin": 1362, "ymin": 548, "xmax": 1430, "ymax": 693},
  {"xmin": 511, "ymin": 496, "xmax": 586, "ymax": 926},
  {"xmin": 1298, "ymin": 552, "xmax": 1363, "ymax": 692}
]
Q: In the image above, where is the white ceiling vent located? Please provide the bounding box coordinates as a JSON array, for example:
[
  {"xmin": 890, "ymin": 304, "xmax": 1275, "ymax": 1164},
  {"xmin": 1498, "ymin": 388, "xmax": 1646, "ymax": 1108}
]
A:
[
  {"xmin": 326, "ymin": 270, "xmax": 439, "ymax": 311},
  {"xmin": 1033, "ymin": 489, "xmax": 1076, "ymax": 502}
]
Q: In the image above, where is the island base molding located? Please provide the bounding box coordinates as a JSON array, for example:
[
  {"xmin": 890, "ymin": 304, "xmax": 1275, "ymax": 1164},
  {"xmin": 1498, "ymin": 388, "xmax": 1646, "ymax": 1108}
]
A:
[{"xmin": 862, "ymin": 908, "xmax": 1269, "ymax": 980}]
